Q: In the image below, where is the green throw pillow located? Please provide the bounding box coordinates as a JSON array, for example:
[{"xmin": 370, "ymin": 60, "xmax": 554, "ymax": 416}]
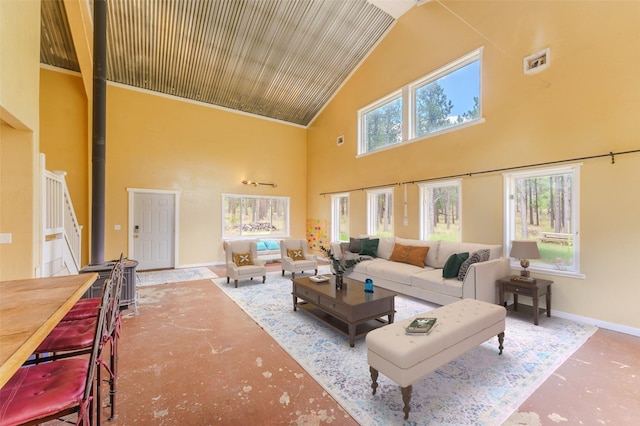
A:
[
  {"xmin": 359, "ymin": 238, "xmax": 379, "ymax": 257},
  {"xmin": 442, "ymin": 252, "xmax": 470, "ymax": 278}
]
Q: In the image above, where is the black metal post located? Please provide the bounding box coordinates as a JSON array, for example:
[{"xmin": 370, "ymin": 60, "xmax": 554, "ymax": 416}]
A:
[{"xmin": 90, "ymin": 0, "xmax": 107, "ymax": 265}]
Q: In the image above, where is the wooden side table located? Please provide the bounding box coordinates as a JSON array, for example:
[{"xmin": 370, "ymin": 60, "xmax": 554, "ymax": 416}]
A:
[{"xmin": 497, "ymin": 276, "xmax": 553, "ymax": 325}]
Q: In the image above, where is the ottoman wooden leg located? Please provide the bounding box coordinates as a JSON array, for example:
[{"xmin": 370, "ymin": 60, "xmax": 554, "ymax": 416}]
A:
[
  {"xmin": 401, "ymin": 385, "xmax": 412, "ymax": 420},
  {"xmin": 498, "ymin": 331, "xmax": 505, "ymax": 355},
  {"xmin": 369, "ymin": 366, "xmax": 379, "ymax": 395}
]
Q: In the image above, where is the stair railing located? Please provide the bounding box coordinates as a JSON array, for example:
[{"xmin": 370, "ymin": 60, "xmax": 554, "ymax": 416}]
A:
[{"xmin": 43, "ymin": 166, "xmax": 82, "ymax": 273}]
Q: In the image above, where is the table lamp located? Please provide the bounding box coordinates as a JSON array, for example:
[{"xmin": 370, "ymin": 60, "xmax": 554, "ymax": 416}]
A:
[{"xmin": 510, "ymin": 240, "xmax": 540, "ymax": 277}]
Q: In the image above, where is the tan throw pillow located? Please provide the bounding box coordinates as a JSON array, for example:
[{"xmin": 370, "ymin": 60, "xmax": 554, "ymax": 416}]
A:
[
  {"xmin": 233, "ymin": 252, "xmax": 253, "ymax": 266},
  {"xmin": 406, "ymin": 246, "xmax": 429, "ymax": 267},
  {"xmin": 287, "ymin": 248, "xmax": 304, "ymax": 260},
  {"xmin": 390, "ymin": 243, "xmax": 410, "ymax": 263},
  {"xmin": 389, "ymin": 243, "xmax": 429, "ymax": 267}
]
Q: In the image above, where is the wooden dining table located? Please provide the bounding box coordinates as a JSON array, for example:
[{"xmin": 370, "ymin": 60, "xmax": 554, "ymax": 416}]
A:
[{"xmin": 0, "ymin": 273, "xmax": 98, "ymax": 389}]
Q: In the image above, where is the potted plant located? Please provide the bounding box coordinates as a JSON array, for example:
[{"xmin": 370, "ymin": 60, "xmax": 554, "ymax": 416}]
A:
[{"xmin": 319, "ymin": 245, "xmax": 365, "ymax": 289}]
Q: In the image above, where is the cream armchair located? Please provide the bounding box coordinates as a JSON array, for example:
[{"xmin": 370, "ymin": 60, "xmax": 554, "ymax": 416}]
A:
[
  {"xmin": 280, "ymin": 239, "xmax": 318, "ymax": 279},
  {"xmin": 224, "ymin": 240, "xmax": 267, "ymax": 288}
]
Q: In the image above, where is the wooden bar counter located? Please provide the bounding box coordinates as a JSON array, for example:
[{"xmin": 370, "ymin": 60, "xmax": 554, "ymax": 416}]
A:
[{"xmin": 0, "ymin": 273, "xmax": 98, "ymax": 388}]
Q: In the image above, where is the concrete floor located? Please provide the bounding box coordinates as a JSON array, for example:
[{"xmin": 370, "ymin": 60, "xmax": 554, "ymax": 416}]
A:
[{"xmin": 100, "ymin": 263, "xmax": 638, "ymax": 425}]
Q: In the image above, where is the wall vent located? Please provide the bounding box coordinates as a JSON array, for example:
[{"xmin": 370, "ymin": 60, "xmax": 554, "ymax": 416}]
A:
[{"xmin": 524, "ymin": 48, "xmax": 550, "ymax": 74}]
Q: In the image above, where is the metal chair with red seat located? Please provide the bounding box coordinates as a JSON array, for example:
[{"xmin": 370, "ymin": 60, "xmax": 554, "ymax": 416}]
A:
[
  {"xmin": 24, "ymin": 255, "xmax": 125, "ymax": 422},
  {"xmin": 0, "ymin": 267, "xmax": 113, "ymax": 426}
]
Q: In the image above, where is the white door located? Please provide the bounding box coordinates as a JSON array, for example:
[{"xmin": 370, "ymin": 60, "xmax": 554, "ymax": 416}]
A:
[{"xmin": 133, "ymin": 192, "xmax": 175, "ymax": 270}]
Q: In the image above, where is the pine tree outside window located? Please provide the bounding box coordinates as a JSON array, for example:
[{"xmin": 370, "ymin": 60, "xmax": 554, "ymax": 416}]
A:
[
  {"xmin": 222, "ymin": 194, "xmax": 289, "ymax": 238},
  {"xmin": 503, "ymin": 164, "xmax": 582, "ymax": 277}
]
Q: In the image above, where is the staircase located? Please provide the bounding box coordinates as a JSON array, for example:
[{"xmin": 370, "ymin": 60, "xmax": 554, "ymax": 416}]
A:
[{"xmin": 40, "ymin": 155, "xmax": 82, "ymax": 277}]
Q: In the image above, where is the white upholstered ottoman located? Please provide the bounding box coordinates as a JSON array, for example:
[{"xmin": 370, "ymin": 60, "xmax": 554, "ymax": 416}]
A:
[{"xmin": 366, "ymin": 298, "xmax": 506, "ymax": 420}]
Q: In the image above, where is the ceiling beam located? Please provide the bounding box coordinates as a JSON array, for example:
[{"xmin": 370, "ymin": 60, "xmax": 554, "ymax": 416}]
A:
[{"xmin": 62, "ymin": 0, "xmax": 93, "ymax": 100}]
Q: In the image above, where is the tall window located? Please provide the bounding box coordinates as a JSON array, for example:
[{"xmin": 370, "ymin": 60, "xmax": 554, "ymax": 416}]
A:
[
  {"xmin": 222, "ymin": 194, "xmax": 289, "ymax": 238},
  {"xmin": 419, "ymin": 179, "xmax": 461, "ymax": 242},
  {"xmin": 367, "ymin": 188, "xmax": 394, "ymax": 237},
  {"xmin": 504, "ymin": 164, "xmax": 581, "ymax": 276},
  {"xmin": 331, "ymin": 193, "xmax": 350, "ymax": 242},
  {"xmin": 358, "ymin": 48, "xmax": 482, "ymax": 155}
]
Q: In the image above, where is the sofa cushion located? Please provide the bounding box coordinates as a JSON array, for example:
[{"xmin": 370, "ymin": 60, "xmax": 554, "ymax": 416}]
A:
[
  {"xmin": 256, "ymin": 241, "xmax": 267, "ymax": 251},
  {"xmin": 366, "ymin": 260, "xmax": 423, "ymax": 285},
  {"xmin": 390, "ymin": 243, "xmax": 430, "ymax": 267},
  {"xmin": 351, "ymin": 258, "xmax": 384, "ymax": 275},
  {"xmin": 442, "ymin": 252, "xmax": 470, "ymax": 278},
  {"xmin": 457, "ymin": 249, "xmax": 491, "ymax": 281},
  {"xmin": 360, "ymin": 238, "xmax": 379, "ymax": 257},
  {"xmin": 394, "ymin": 238, "xmax": 440, "ymax": 268},
  {"xmin": 264, "ymin": 240, "xmax": 280, "ymax": 250},
  {"xmin": 233, "ymin": 252, "xmax": 253, "ymax": 266},
  {"xmin": 411, "ymin": 269, "xmax": 464, "ymax": 298},
  {"xmin": 376, "ymin": 237, "xmax": 396, "ymax": 260}
]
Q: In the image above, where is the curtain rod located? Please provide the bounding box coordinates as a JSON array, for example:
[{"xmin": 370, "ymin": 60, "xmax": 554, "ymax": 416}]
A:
[{"xmin": 319, "ymin": 148, "xmax": 640, "ymax": 196}]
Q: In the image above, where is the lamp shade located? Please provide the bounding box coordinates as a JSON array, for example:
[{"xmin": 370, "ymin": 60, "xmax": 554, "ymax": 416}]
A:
[{"xmin": 509, "ymin": 240, "xmax": 541, "ymax": 260}]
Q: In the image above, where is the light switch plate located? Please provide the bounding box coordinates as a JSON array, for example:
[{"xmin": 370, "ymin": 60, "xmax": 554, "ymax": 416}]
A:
[{"xmin": 0, "ymin": 233, "xmax": 12, "ymax": 244}]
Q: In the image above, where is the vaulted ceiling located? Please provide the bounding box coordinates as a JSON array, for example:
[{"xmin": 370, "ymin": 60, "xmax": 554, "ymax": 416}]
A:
[{"xmin": 40, "ymin": 0, "xmax": 418, "ymax": 126}]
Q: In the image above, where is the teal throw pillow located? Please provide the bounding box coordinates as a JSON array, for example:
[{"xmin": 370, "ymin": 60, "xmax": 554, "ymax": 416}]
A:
[
  {"xmin": 264, "ymin": 240, "xmax": 280, "ymax": 250},
  {"xmin": 359, "ymin": 238, "xmax": 379, "ymax": 257},
  {"xmin": 442, "ymin": 252, "xmax": 470, "ymax": 278},
  {"xmin": 256, "ymin": 241, "xmax": 267, "ymax": 251}
]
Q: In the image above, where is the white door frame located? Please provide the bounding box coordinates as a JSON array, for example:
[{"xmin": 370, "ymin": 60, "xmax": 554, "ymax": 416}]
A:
[{"xmin": 127, "ymin": 187, "xmax": 180, "ymax": 268}]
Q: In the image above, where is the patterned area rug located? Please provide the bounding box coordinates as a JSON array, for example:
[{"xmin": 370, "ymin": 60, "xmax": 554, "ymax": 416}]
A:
[
  {"xmin": 212, "ymin": 268, "xmax": 596, "ymax": 425},
  {"xmin": 137, "ymin": 267, "xmax": 217, "ymax": 287}
]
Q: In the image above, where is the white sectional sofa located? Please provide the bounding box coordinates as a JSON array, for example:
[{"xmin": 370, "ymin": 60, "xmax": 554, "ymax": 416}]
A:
[{"xmin": 331, "ymin": 237, "xmax": 509, "ymax": 306}]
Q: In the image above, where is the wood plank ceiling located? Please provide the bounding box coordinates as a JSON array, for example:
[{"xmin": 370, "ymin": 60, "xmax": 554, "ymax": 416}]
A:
[{"xmin": 40, "ymin": 0, "xmax": 399, "ymax": 126}]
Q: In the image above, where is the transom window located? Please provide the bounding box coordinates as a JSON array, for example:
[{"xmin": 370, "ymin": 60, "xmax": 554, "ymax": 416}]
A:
[
  {"xmin": 503, "ymin": 164, "xmax": 582, "ymax": 277},
  {"xmin": 222, "ymin": 194, "xmax": 289, "ymax": 238},
  {"xmin": 419, "ymin": 179, "xmax": 462, "ymax": 242},
  {"xmin": 331, "ymin": 193, "xmax": 350, "ymax": 242},
  {"xmin": 358, "ymin": 48, "xmax": 482, "ymax": 155},
  {"xmin": 366, "ymin": 188, "xmax": 394, "ymax": 237}
]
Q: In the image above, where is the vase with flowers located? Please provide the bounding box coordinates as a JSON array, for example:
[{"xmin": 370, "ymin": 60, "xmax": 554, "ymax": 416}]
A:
[{"xmin": 320, "ymin": 245, "xmax": 364, "ymax": 290}]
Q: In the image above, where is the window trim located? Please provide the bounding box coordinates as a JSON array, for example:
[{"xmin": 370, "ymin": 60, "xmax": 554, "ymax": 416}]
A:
[
  {"xmin": 357, "ymin": 48, "xmax": 484, "ymax": 157},
  {"xmin": 221, "ymin": 193, "xmax": 290, "ymax": 239},
  {"xmin": 418, "ymin": 178, "xmax": 462, "ymax": 242},
  {"xmin": 503, "ymin": 164, "xmax": 584, "ymax": 279},
  {"xmin": 330, "ymin": 193, "xmax": 350, "ymax": 243},
  {"xmin": 366, "ymin": 187, "xmax": 394, "ymax": 237}
]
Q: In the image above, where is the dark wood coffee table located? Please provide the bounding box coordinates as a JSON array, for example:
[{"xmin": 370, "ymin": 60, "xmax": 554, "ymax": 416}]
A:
[{"xmin": 292, "ymin": 275, "xmax": 396, "ymax": 347}]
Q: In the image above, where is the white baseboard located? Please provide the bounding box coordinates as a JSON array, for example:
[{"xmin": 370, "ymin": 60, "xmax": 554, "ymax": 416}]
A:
[
  {"xmin": 551, "ymin": 309, "xmax": 640, "ymax": 337},
  {"xmin": 506, "ymin": 300, "xmax": 640, "ymax": 337}
]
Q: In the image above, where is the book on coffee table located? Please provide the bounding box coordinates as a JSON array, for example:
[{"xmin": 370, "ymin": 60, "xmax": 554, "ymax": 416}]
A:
[
  {"xmin": 406, "ymin": 317, "xmax": 437, "ymax": 334},
  {"xmin": 309, "ymin": 275, "xmax": 330, "ymax": 283}
]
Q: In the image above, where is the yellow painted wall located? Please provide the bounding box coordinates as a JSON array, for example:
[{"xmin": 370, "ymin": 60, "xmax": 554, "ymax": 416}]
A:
[
  {"xmin": 39, "ymin": 69, "xmax": 90, "ymax": 266},
  {"xmin": 39, "ymin": 72, "xmax": 308, "ymax": 267},
  {"xmin": 307, "ymin": 1, "xmax": 640, "ymax": 329},
  {"xmin": 0, "ymin": 0, "xmax": 41, "ymax": 280}
]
